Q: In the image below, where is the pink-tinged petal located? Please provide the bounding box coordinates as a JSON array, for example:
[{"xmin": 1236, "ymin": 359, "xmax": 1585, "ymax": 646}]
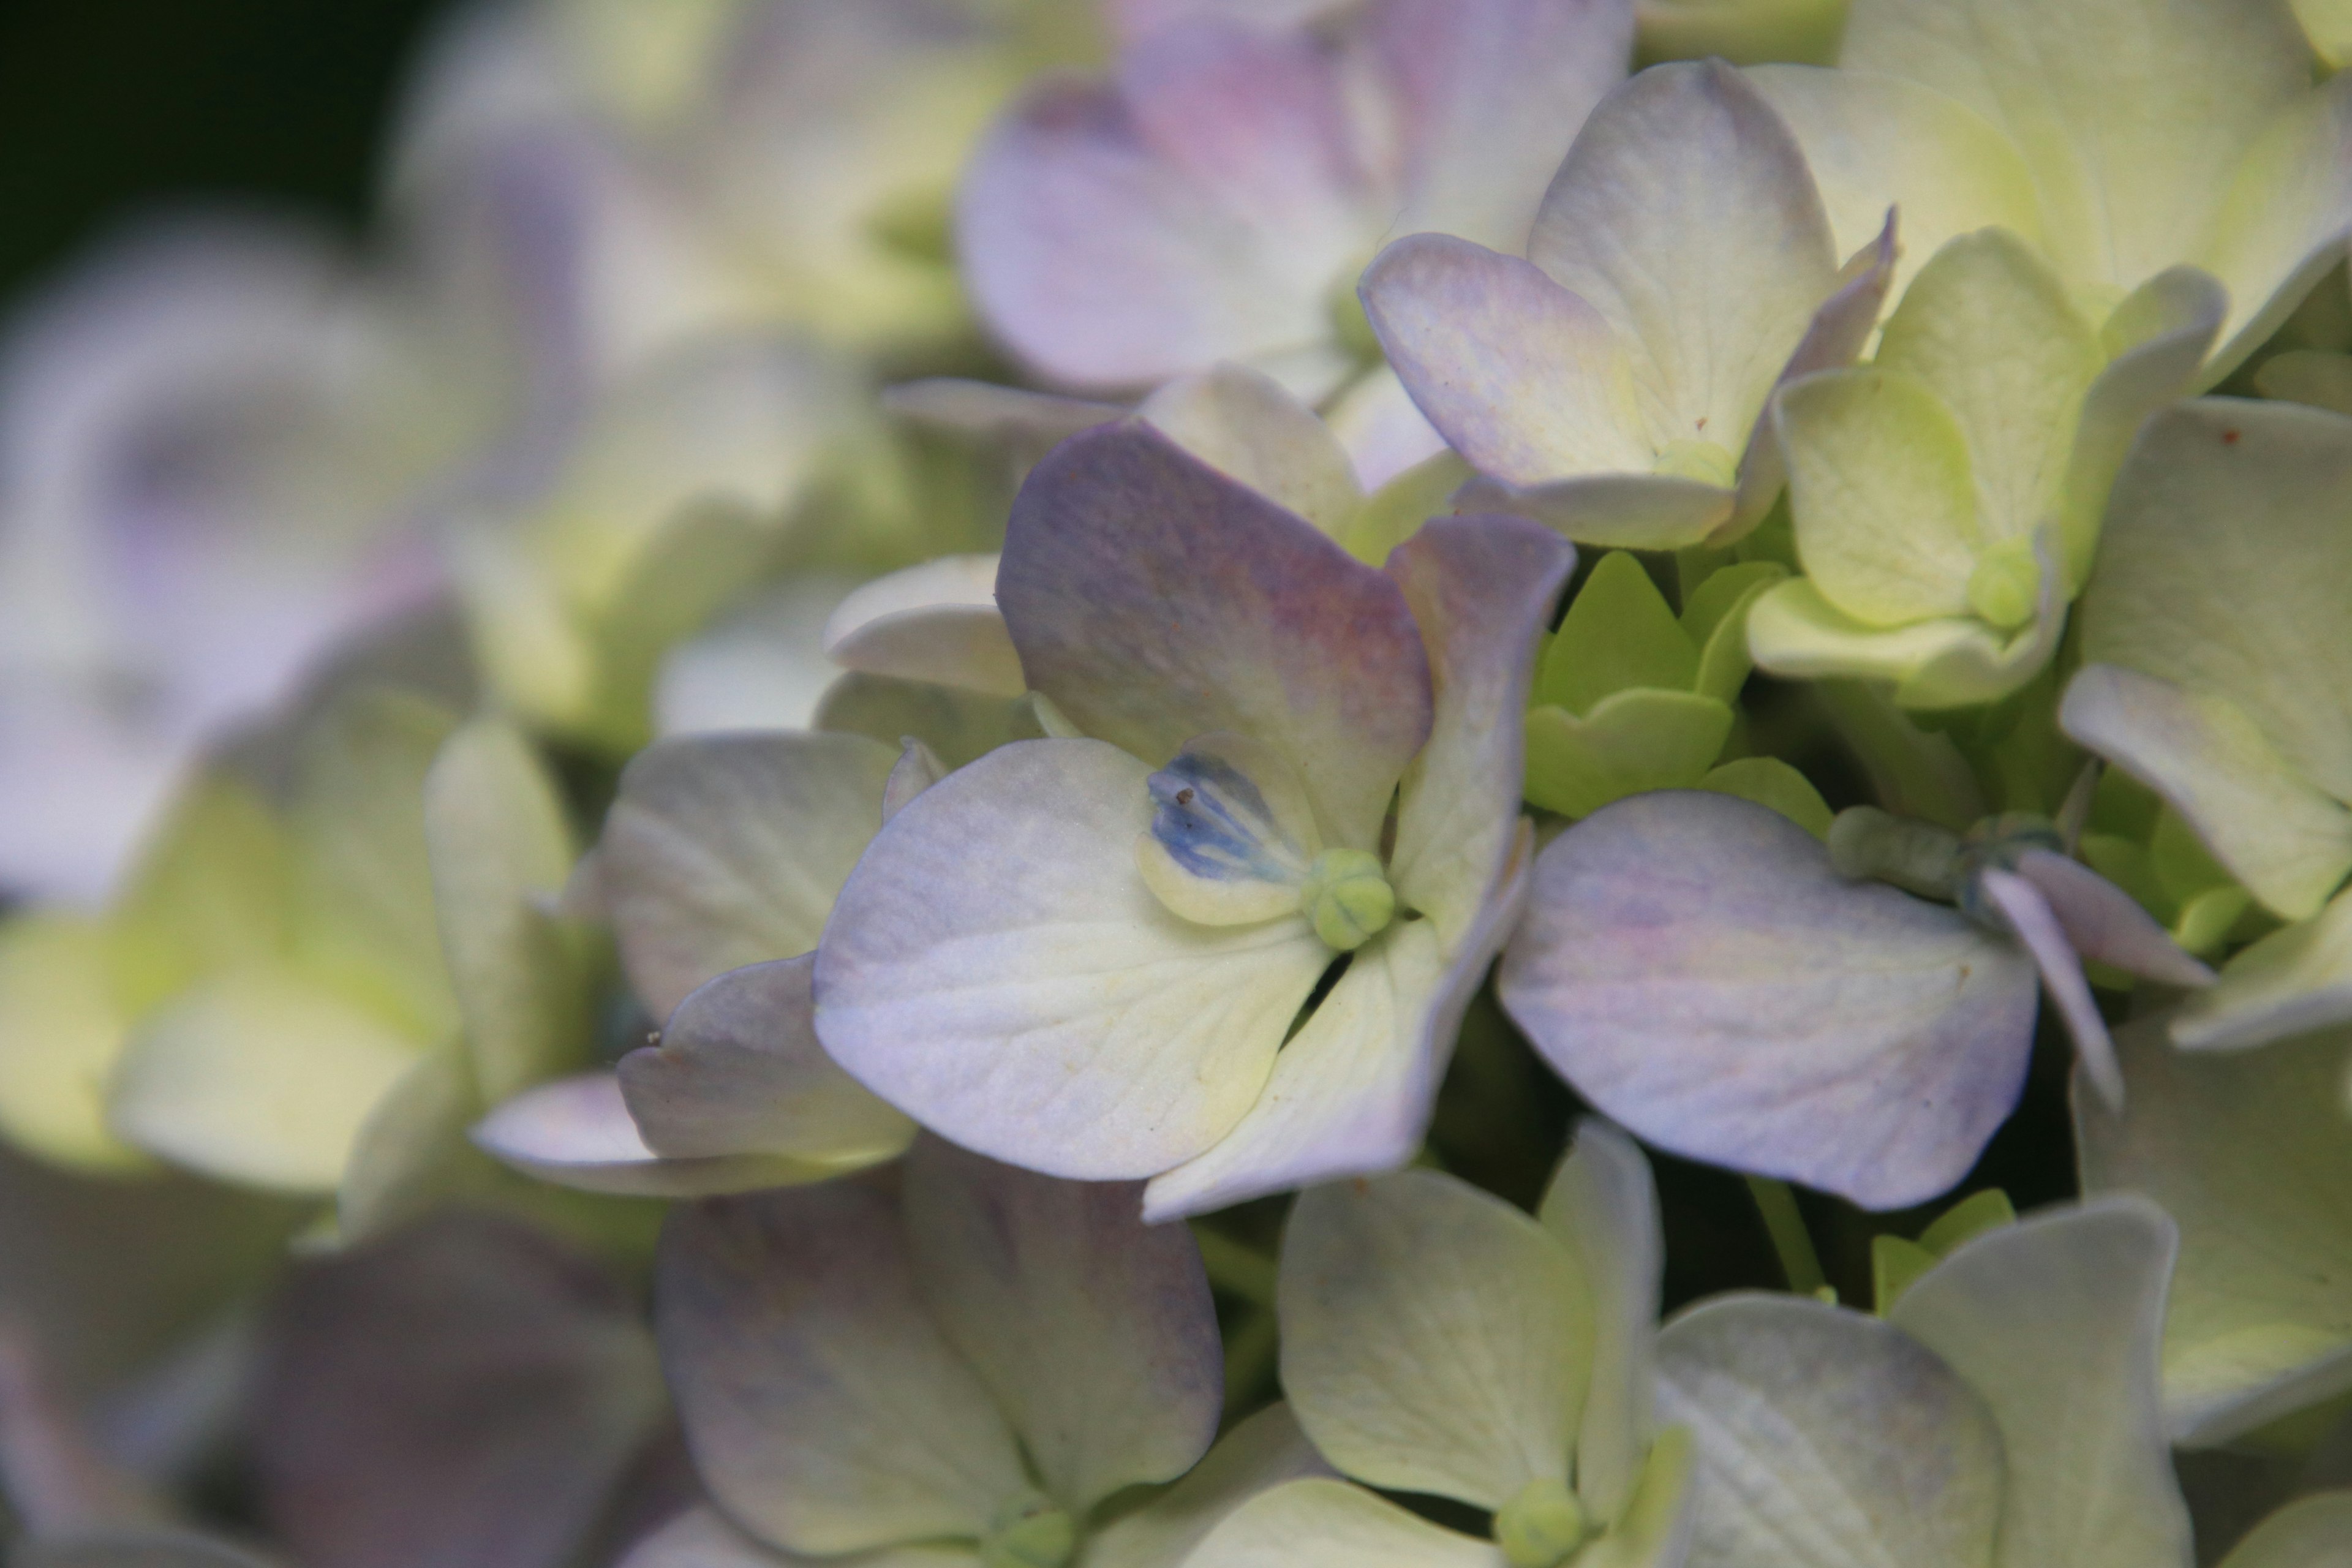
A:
[
  {"xmin": 1115, "ymin": 21, "xmax": 1368, "ymax": 261},
  {"xmin": 1371, "ymin": 0, "xmax": 1636, "ymax": 252},
  {"xmin": 821, "ymin": 556, "xmax": 1026, "ymax": 699},
  {"xmin": 252, "ymin": 1212, "xmax": 666, "ymax": 1568},
  {"xmin": 1975, "ymin": 868, "xmax": 2123, "ymax": 1111},
  {"xmin": 1527, "ymin": 61, "xmax": 1838, "ymax": 457},
  {"xmin": 1386, "ymin": 514, "xmax": 1577, "ymax": 940},
  {"xmin": 620, "ymin": 955, "xmax": 914, "ymax": 1164},
  {"xmin": 1730, "ymin": 212, "xmax": 1901, "ymax": 534},
  {"xmin": 472, "ymin": 1073, "xmax": 854, "ymax": 1197},
  {"xmin": 1362, "ymin": 235, "xmax": 1654, "ymax": 489},
  {"xmin": 1499, "ymin": 791, "xmax": 2040, "ymax": 1210},
  {"xmin": 956, "ymin": 79, "xmax": 1333, "ymax": 393},
  {"xmin": 1322, "ymin": 367, "xmax": 1450, "ymax": 492},
  {"xmin": 814, "ymin": 739, "xmax": 1332, "ymax": 1182},
  {"xmin": 902, "ymin": 1139, "xmax": 1221, "ymax": 1513},
  {"xmin": 2010, "ymin": 848, "xmax": 2214, "ymax": 989},
  {"xmin": 1111, "ymin": 0, "xmax": 1351, "ymax": 47},
  {"xmin": 998, "ymin": 425, "xmax": 1431, "ymax": 851},
  {"xmin": 657, "ymin": 1186, "xmax": 1028, "ymax": 1556}
]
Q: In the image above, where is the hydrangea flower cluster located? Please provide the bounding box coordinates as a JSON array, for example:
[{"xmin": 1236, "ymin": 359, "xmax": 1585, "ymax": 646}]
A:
[{"xmin": 1, "ymin": 0, "xmax": 2351, "ymax": 1564}]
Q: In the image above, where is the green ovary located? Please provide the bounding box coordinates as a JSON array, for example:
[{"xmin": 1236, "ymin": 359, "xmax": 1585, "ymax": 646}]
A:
[
  {"xmin": 1495, "ymin": 1476, "xmax": 1593, "ymax": 1567},
  {"xmin": 1299, "ymin": 847, "xmax": 1397, "ymax": 951},
  {"xmin": 981, "ymin": 1492, "xmax": 1077, "ymax": 1568}
]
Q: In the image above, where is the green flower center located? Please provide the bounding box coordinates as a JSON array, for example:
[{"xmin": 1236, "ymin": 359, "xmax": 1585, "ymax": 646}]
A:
[
  {"xmin": 1965, "ymin": 535, "xmax": 2043, "ymax": 631},
  {"xmin": 981, "ymin": 1491, "xmax": 1077, "ymax": 1568},
  {"xmin": 1299, "ymin": 847, "xmax": 1397, "ymax": 951},
  {"xmin": 1495, "ymin": 1476, "xmax": 1593, "ymax": 1568}
]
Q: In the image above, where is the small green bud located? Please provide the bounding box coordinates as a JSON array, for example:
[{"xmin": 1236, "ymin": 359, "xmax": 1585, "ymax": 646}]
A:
[
  {"xmin": 1650, "ymin": 437, "xmax": 1738, "ymax": 489},
  {"xmin": 1299, "ymin": 847, "xmax": 1396, "ymax": 951},
  {"xmin": 1827, "ymin": 806, "xmax": 1962, "ymax": 900},
  {"xmin": 981, "ymin": 1491, "xmax": 1077, "ymax": 1568},
  {"xmin": 1494, "ymin": 1476, "xmax": 1591, "ymax": 1568},
  {"xmin": 1964, "ymin": 535, "xmax": 2042, "ymax": 630}
]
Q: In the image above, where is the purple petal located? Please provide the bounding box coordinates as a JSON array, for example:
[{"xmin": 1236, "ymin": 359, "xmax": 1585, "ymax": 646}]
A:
[
  {"xmin": 1498, "ymin": 791, "xmax": 2040, "ymax": 1210},
  {"xmin": 1373, "ymin": 0, "xmax": 1635, "ymax": 252},
  {"xmin": 956, "ymin": 71, "xmax": 1337, "ymax": 392},
  {"xmin": 902, "ymin": 1139, "xmax": 1221, "ymax": 1512},
  {"xmin": 998, "ymin": 424, "xmax": 1432, "ymax": 851},
  {"xmin": 2011, "ymin": 848, "xmax": 2214, "ymax": 989},
  {"xmin": 252, "ymin": 1212, "xmax": 665, "ymax": 1568},
  {"xmin": 1976, "ymin": 869, "xmax": 2124, "ymax": 1110}
]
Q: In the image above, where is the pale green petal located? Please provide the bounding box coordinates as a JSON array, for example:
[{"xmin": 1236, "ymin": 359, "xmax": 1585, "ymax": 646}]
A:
[
  {"xmin": 110, "ymin": 970, "xmax": 423, "ymax": 1193},
  {"xmin": 1643, "ymin": 0, "xmax": 1846, "ymax": 66},
  {"xmin": 1139, "ymin": 364, "xmax": 1364, "ymax": 538},
  {"xmin": 1746, "ymin": 64, "xmax": 2048, "ymax": 307},
  {"xmin": 473, "ymin": 1072, "xmax": 849, "ymax": 1197},
  {"xmin": 2175, "ymin": 891, "xmax": 2352, "ymax": 1052},
  {"xmin": 1528, "ymin": 62, "xmax": 1838, "ymax": 461},
  {"xmin": 337, "ymin": 1047, "xmax": 489, "ymax": 1244},
  {"xmin": 1539, "ymin": 553, "xmax": 1700, "ymax": 717},
  {"xmin": 2254, "ymin": 349, "xmax": 2352, "ymax": 418},
  {"xmin": 2216, "ymin": 1492, "xmax": 2352, "ymax": 1568},
  {"xmin": 424, "ymin": 718, "xmax": 592, "ymax": 1103},
  {"xmin": 2296, "ymin": 0, "xmax": 2352, "ymax": 64},
  {"xmin": 2060, "ymin": 665, "xmax": 2352, "ymax": 922},
  {"xmin": 2076, "ymin": 1019, "xmax": 2352, "ymax": 1446},
  {"xmin": 1873, "ymin": 228, "xmax": 2102, "ymax": 542},
  {"xmin": 903, "ymin": 1137, "xmax": 1219, "ymax": 1514},
  {"xmin": 2084, "ymin": 398, "xmax": 2352, "ymax": 806},
  {"xmin": 1183, "ymin": 1478, "xmax": 1509, "ymax": 1568},
  {"xmin": 1525, "ymin": 690, "xmax": 1736, "ymax": 820},
  {"xmin": 821, "ymin": 556, "xmax": 1026, "ymax": 699},
  {"xmin": 1538, "ymin": 1121, "xmax": 1663, "ymax": 1525},
  {"xmin": 2057, "ymin": 269, "xmax": 2226, "ymax": 586},
  {"xmin": 1140, "ymin": 914, "xmax": 1462, "ymax": 1219},
  {"xmin": 2199, "ymin": 77, "xmax": 2352, "ymax": 380},
  {"xmin": 815, "ymin": 740, "xmax": 1330, "ymax": 1180},
  {"xmin": 1840, "ymin": 0, "xmax": 2310, "ymax": 292},
  {"xmin": 814, "ymin": 673, "xmax": 1046, "ymax": 770},
  {"xmin": 1278, "ymin": 1167, "xmax": 1586, "ymax": 1510},
  {"xmin": 1890, "ymin": 1199, "xmax": 2192, "ymax": 1568},
  {"xmin": 1656, "ymin": 1295, "xmax": 2002, "ymax": 1568},
  {"xmin": 281, "ymin": 690, "xmax": 459, "ymax": 1041},
  {"xmin": 599, "ymin": 731, "xmax": 898, "ymax": 1020},
  {"xmin": 1746, "ymin": 579, "xmax": 2059, "ymax": 710},
  {"xmin": 105, "ymin": 772, "xmax": 291, "ymax": 1018},
  {"xmin": 619, "ymin": 1506, "xmax": 983, "ymax": 1567},
  {"xmin": 1777, "ymin": 368, "xmax": 1980, "ymax": 626},
  {"xmin": 0, "ymin": 917, "xmax": 144, "ymax": 1172},
  {"xmin": 1084, "ymin": 1404, "xmax": 1331, "ymax": 1568},
  {"xmin": 658, "ymin": 1184, "xmax": 1028, "ymax": 1556},
  {"xmin": 1577, "ymin": 1427, "xmax": 1697, "ymax": 1568}
]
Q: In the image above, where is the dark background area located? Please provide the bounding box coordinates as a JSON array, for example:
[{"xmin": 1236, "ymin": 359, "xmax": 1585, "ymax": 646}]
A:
[{"xmin": 0, "ymin": 0, "xmax": 458, "ymax": 309}]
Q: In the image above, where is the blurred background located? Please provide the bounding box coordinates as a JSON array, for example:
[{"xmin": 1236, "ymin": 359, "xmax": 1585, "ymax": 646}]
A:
[{"xmin": 0, "ymin": 0, "xmax": 451, "ymax": 306}]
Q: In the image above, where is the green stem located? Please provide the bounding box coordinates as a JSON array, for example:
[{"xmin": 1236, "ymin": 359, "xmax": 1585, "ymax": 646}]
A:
[
  {"xmin": 1746, "ymin": 1177, "xmax": 1828, "ymax": 1297},
  {"xmin": 1191, "ymin": 1227, "xmax": 1279, "ymax": 1310},
  {"xmin": 1221, "ymin": 1307, "xmax": 1281, "ymax": 1417}
]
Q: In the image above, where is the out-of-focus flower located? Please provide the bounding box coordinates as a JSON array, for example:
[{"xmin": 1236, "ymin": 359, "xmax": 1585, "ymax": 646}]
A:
[
  {"xmin": 1744, "ymin": 227, "xmax": 2223, "ymax": 707},
  {"xmin": 0, "ymin": 220, "xmax": 496, "ymax": 908},
  {"xmin": 814, "ymin": 425, "xmax": 1570, "ymax": 1219},
  {"xmin": 1655, "ymin": 1199, "xmax": 2193, "ymax": 1568},
  {"xmin": 1747, "ymin": 0, "xmax": 2352, "ymax": 380},
  {"xmin": 2076, "ymin": 1016, "xmax": 2352, "ymax": 1450},
  {"xmin": 446, "ymin": 336, "xmax": 873, "ymax": 754},
  {"xmin": 1362, "ymin": 61, "xmax": 1895, "ymax": 551},
  {"xmin": 395, "ymin": 0, "xmax": 1101, "ymax": 377},
  {"xmin": 638, "ymin": 1136, "xmax": 1322, "ymax": 1566},
  {"xmin": 959, "ymin": 0, "xmax": 1635, "ymax": 400},
  {"xmin": 249, "ymin": 1209, "xmax": 670, "ymax": 1568},
  {"xmin": 2062, "ymin": 400, "xmax": 2352, "ymax": 1050},
  {"xmin": 1496, "ymin": 791, "xmax": 2209, "ymax": 1208},
  {"xmin": 1189, "ymin": 1121, "xmax": 1692, "ymax": 1568}
]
